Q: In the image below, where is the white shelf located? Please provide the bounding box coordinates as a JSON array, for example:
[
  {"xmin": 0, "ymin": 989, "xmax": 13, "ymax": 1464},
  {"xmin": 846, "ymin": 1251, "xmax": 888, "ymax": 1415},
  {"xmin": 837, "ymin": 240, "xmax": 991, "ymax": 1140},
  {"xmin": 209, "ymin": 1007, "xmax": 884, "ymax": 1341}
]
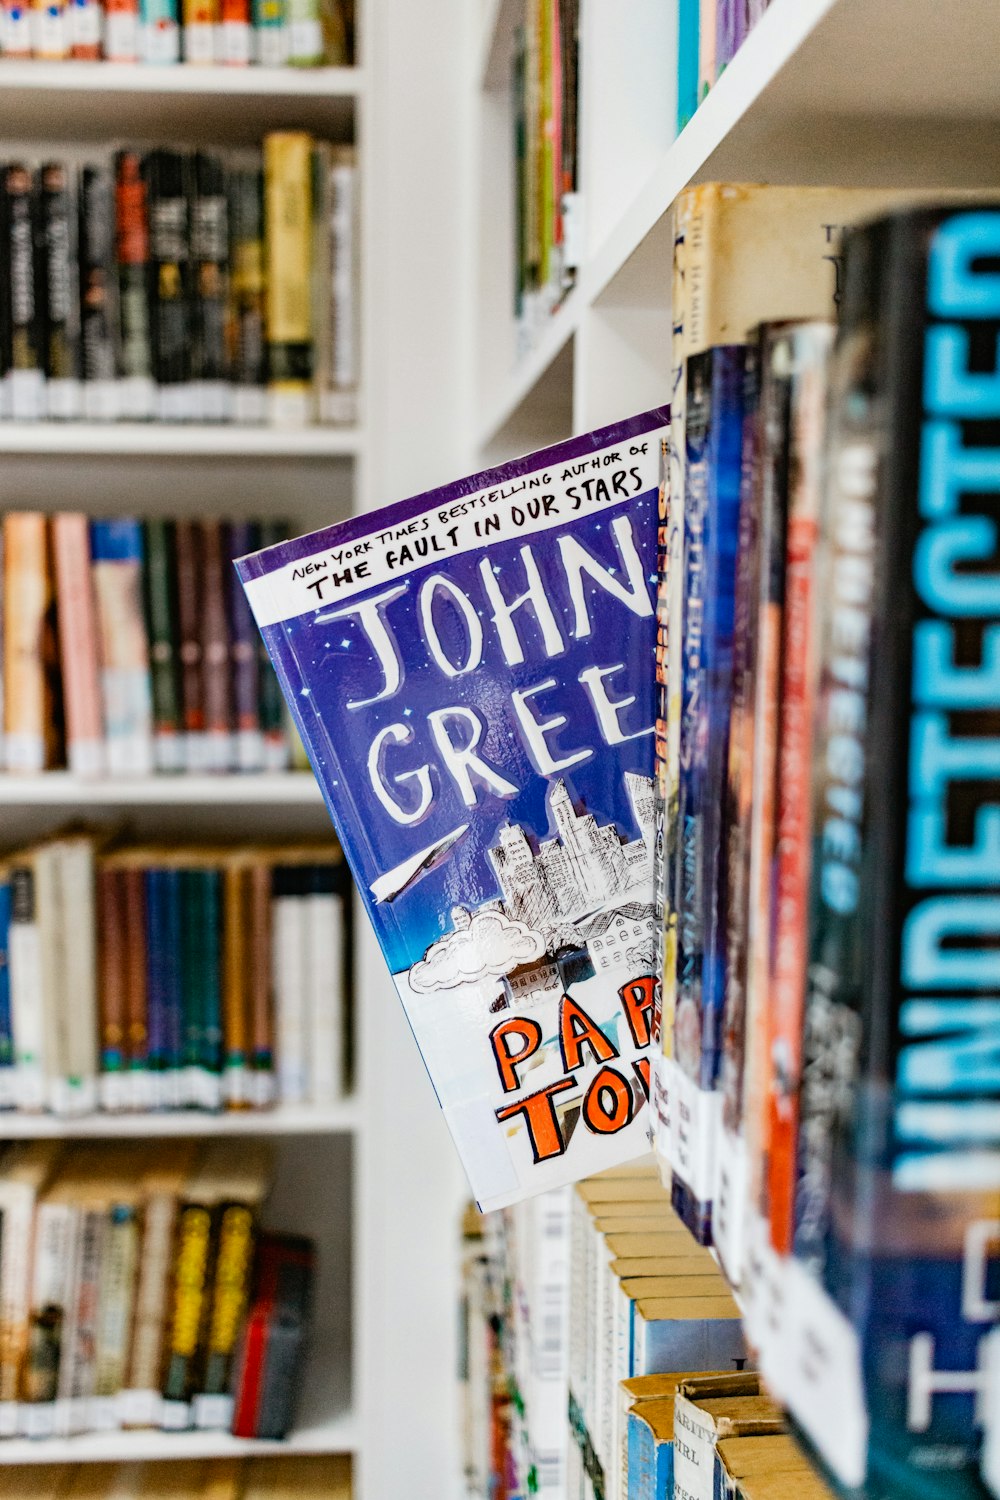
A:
[
  {"xmin": 0, "ymin": 59, "xmax": 362, "ymax": 95},
  {"xmin": 0, "ymin": 1347, "xmax": 354, "ymax": 1463},
  {"xmin": 0, "ymin": 424, "xmax": 362, "ymax": 458},
  {"xmin": 0, "ymin": 1102, "xmax": 360, "ymax": 1138},
  {"xmin": 0, "ymin": 773, "xmax": 323, "ymax": 805},
  {"xmin": 478, "ymin": 292, "xmax": 578, "ymax": 450}
]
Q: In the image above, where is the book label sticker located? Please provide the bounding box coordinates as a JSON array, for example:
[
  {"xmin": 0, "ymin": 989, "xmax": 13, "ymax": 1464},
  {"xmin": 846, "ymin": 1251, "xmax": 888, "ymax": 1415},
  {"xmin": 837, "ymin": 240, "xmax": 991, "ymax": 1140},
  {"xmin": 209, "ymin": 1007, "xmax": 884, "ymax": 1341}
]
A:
[{"xmin": 784, "ymin": 1255, "xmax": 868, "ymax": 1487}]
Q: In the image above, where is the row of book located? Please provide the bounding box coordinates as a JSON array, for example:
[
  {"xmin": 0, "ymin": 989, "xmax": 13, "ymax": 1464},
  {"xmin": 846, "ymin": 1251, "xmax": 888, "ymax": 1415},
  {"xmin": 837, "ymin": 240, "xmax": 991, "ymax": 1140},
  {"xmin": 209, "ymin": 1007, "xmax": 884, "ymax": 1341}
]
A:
[
  {"xmin": 0, "ymin": 1457, "xmax": 350, "ymax": 1500},
  {"xmin": 0, "ymin": 0, "xmax": 352, "ymax": 65},
  {"xmin": 0, "ymin": 136, "xmax": 358, "ymax": 428},
  {"xmin": 461, "ymin": 1159, "xmax": 750, "ymax": 1500},
  {"xmin": 511, "ymin": 0, "xmax": 579, "ymax": 356},
  {"xmin": 675, "ymin": 0, "xmax": 771, "ymax": 132},
  {"xmin": 654, "ymin": 187, "xmax": 1000, "ymax": 1496},
  {"xmin": 0, "ymin": 833, "xmax": 351, "ymax": 1115},
  {"xmin": 1, "ymin": 512, "xmax": 305, "ymax": 777},
  {"xmin": 0, "ymin": 1140, "xmax": 316, "ymax": 1439}
]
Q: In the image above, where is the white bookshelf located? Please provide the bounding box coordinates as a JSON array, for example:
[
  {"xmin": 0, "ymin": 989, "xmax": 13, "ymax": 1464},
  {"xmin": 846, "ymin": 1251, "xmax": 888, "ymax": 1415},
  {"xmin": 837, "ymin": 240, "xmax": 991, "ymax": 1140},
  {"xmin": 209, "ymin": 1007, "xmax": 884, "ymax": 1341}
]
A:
[
  {"xmin": 0, "ymin": 423, "xmax": 363, "ymax": 456},
  {"xmin": 0, "ymin": 1103, "xmax": 360, "ymax": 1138},
  {"xmin": 0, "ymin": 772, "xmax": 323, "ymax": 805}
]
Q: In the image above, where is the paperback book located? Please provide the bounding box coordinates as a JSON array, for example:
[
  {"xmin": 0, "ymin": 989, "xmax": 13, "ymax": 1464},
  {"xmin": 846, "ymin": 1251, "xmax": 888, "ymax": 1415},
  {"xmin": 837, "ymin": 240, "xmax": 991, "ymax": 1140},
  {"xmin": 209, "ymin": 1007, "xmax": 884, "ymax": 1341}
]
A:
[{"xmin": 238, "ymin": 409, "xmax": 669, "ymax": 1210}]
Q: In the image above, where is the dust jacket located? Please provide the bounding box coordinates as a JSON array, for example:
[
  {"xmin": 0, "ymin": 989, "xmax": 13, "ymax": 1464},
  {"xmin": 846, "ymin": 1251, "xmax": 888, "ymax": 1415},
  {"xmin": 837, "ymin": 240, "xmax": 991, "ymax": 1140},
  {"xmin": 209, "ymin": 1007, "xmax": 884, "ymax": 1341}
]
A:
[{"xmin": 237, "ymin": 408, "xmax": 668, "ymax": 1210}]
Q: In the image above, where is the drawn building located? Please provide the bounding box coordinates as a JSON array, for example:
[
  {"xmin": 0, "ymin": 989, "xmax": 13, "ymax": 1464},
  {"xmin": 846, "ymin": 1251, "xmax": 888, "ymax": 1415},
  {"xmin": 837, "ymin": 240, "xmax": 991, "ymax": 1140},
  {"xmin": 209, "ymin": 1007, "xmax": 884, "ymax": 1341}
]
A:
[{"xmin": 577, "ymin": 902, "xmax": 656, "ymax": 974}]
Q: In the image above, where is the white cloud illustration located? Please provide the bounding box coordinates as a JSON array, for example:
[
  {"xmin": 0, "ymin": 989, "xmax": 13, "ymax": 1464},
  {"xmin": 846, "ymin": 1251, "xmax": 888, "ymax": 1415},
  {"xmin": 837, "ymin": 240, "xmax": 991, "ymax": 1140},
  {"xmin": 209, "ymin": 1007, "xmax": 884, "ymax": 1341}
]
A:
[{"xmin": 409, "ymin": 908, "xmax": 545, "ymax": 993}]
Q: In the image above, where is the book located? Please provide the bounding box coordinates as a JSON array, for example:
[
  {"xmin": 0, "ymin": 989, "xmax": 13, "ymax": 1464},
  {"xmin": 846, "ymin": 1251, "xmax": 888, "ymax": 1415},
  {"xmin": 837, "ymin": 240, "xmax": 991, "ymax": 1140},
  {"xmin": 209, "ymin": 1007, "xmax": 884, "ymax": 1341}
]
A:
[
  {"xmin": 221, "ymin": 859, "xmax": 252, "ymax": 1107},
  {"xmin": 182, "ymin": 0, "xmax": 216, "ymax": 60},
  {"xmin": 0, "ymin": 0, "xmax": 32, "ymax": 54},
  {"xmin": 90, "ymin": 519, "xmax": 155, "ymax": 776},
  {"xmin": 0, "ymin": 873, "xmax": 12, "ymax": 1107},
  {"xmin": 68, "ymin": 0, "xmax": 101, "ymax": 55},
  {"xmin": 145, "ymin": 149, "xmax": 192, "ymax": 422},
  {"xmin": 52, "ymin": 513, "xmax": 104, "ymax": 778},
  {"xmin": 305, "ymin": 861, "xmax": 346, "ymax": 1103},
  {"xmin": 37, "ymin": 161, "xmax": 81, "ymax": 421},
  {"xmin": 96, "ymin": 863, "xmax": 128, "ymax": 1111},
  {"xmin": 318, "ymin": 144, "xmax": 359, "ymax": 426},
  {"xmin": 218, "ymin": 0, "xmax": 249, "ymax": 63},
  {"xmin": 140, "ymin": 0, "xmax": 179, "ymax": 60},
  {"xmin": 174, "ymin": 519, "xmax": 206, "ymax": 770},
  {"xmin": 227, "ymin": 166, "xmax": 268, "ymax": 424},
  {"xmin": 2, "ymin": 164, "xmax": 44, "ymax": 421},
  {"xmin": 226, "ymin": 521, "xmax": 264, "ymax": 770},
  {"xmin": 114, "ymin": 151, "xmax": 156, "ymax": 422},
  {"xmin": 189, "ymin": 153, "xmax": 230, "ymax": 420},
  {"xmin": 199, "ymin": 520, "xmax": 233, "ymax": 771},
  {"xmin": 252, "ymin": 0, "xmax": 285, "ymax": 64},
  {"xmin": 271, "ymin": 863, "xmax": 309, "ymax": 1105},
  {"xmin": 230, "ymin": 1231, "xmax": 315, "ymax": 1439},
  {"xmin": 105, "ymin": 0, "xmax": 139, "ymax": 57},
  {"xmin": 142, "ymin": 519, "xmax": 184, "ymax": 773},
  {"xmin": 78, "ymin": 165, "xmax": 120, "ymax": 422},
  {"xmin": 286, "ymin": 0, "xmax": 321, "ymax": 64},
  {"xmin": 0, "ymin": 1142, "xmax": 62, "ymax": 1434},
  {"xmin": 3, "ymin": 513, "xmax": 55, "ymax": 774},
  {"xmin": 264, "ymin": 132, "xmax": 314, "ymax": 427},
  {"xmin": 255, "ymin": 519, "xmax": 292, "ymax": 770},
  {"xmin": 237, "ymin": 407, "xmax": 666, "ymax": 1211}
]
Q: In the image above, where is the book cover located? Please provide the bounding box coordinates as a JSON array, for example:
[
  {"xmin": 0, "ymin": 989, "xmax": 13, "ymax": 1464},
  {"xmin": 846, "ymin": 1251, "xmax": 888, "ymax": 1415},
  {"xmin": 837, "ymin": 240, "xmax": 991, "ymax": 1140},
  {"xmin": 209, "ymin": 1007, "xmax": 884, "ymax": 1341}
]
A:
[
  {"xmin": 90, "ymin": 519, "xmax": 154, "ymax": 777},
  {"xmin": 114, "ymin": 151, "xmax": 155, "ymax": 422},
  {"xmin": 78, "ymin": 165, "xmax": 119, "ymax": 422},
  {"xmin": 37, "ymin": 162, "xmax": 81, "ymax": 421},
  {"xmin": 52, "ymin": 513, "xmax": 105, "ymax": 779},
  {"xmin": 238, "ymin": 409, "xmax": 668, "ymax": 1210},
  {"xmin": 264, "ymin": 132, "xmax": 313, "ymax": 428}
]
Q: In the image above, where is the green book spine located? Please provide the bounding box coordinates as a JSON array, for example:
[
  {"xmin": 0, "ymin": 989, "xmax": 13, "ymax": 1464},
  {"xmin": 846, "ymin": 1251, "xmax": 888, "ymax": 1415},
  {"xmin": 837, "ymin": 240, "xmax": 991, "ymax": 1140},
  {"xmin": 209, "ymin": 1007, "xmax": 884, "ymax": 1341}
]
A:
[{"xmin": 142, "ymin": 519, "xmax": 183, "ymax": 774}]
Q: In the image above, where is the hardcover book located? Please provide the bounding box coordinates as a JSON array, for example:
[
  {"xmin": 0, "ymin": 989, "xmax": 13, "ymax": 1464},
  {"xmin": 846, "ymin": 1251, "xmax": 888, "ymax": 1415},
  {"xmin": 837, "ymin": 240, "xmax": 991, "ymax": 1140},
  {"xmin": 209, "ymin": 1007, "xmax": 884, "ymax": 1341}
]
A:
[{"xmin": 238, "ymin": 408, "xmax": 668, "ymax": 1209}]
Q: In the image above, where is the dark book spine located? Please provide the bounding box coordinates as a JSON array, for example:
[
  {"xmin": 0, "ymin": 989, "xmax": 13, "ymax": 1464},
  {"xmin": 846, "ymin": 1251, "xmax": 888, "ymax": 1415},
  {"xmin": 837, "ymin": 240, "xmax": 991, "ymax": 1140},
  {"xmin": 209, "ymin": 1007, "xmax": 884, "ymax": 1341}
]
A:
[
  {"xmin": 198, "ymin": 520, "xmax": 233, "ymax": 772},
  {"xmin": 36, "ymin": 161, "xmax": 80, "ymax": 421},
  {"xmin": 173, "ymin": 518, "xmax": 205, "ymax": 771},
  {"xmin": 189, "ymin": 152, "xmax": 230, "ymax": 423},
  {"xmin": 142, "ymin": 519, "xmax": 183, "ymax": 773},
  {"xmin": 114, "ymin": 150, "xmax": 155, "ymax": 421},
  {"xmin": 145, "ymin": 148, "xmax": 191, "ymax": 422},
  {"xmin": 78, "ymin": 164, "xmax": 119, "ymax": 421},
  {"xmin": 198, "ymin": 868, "xmax": 223, "ymax": 1106},
  {"xmin": 180, "ymin": 868, "xmax": 205, "ymax": 1101},
  {"xmin": 256, "ymin": 520, "xmax": 291, "ymax": 770},
  {"xmin": 4, "ymin": 164, "xmax": 44, "ymax": 421},
  {"xmin": 226, "ymin": 520, "xmax": 263, "ymax": 770},
  {"xmin": 144, "ymin": 868, "xmax": 169, "ymax": 1102},
  {"xmin": 122, "ymin": 864, "xmax": 150, "ymax": 1107},
  {"xmin": 162, "ymin": 1199, "xmax": 214, "ymax": 1407},
  {"xmin": 162, "ymin": 866, "xmax": 184, "ymax": 1106},
  {"xmin": 227, "ymin": 166, "xmax": 267, "ymax": 424}
]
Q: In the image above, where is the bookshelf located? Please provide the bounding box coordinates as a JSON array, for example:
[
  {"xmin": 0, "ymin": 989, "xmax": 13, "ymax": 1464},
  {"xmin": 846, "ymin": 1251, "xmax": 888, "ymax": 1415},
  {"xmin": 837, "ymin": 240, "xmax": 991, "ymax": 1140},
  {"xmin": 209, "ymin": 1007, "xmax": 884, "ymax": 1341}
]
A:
[{"xmin": 0, "ymin": 0, "xmax": 470, "ymax": 1491}]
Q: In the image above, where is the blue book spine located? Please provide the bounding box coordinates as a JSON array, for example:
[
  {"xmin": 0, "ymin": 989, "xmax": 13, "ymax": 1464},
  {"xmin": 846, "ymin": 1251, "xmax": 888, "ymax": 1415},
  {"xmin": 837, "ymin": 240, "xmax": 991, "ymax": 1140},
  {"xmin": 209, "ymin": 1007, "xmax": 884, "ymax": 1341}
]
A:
[
  {"xmin": 676, "ymin": 0, "xmax": 700, "ymax": 133},
  {"xmin": 199, "ymin": 868, "xmax": 223, "ymax": 1093},
  {"xmin": 0, "ymin": 874, "xmax": 13, "ymax": 1095}
]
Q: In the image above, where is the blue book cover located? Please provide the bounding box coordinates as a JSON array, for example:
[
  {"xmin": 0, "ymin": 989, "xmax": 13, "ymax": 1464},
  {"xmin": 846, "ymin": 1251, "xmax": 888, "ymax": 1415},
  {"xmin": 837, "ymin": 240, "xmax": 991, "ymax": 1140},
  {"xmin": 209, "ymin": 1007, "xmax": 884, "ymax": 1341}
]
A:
[
  {"xmin": 675, "ymin": 0, "xmax": 699, "ymax": 133},
  {"xmin": 237, "ymin": 409, "xmax": 669, "ymax": 1210}
]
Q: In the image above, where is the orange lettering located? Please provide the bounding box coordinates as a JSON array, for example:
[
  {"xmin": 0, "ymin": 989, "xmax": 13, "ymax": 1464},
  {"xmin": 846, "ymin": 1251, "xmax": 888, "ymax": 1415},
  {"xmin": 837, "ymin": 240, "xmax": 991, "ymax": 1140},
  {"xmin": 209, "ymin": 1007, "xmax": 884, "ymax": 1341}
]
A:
[
  {"xmin": 632, "ymin": 1056, "xmax": 651, "ymax": 1100},
  {"xmin": 489, "ymin": 1015, "xmax": 543, "ymax": 1094},
  {"xmin": 582, "ymin": 1064, "xmax": 635, "ymax": 1135},
  {"xmin": 558, "ymin": 995, "xmax": 617, "ymax": 1073},
  {"xmin": 495, "ymin": 1077, "xmax": 576, "ymax": 1163},
  {"xmin": 619, "ymin": 975, "xmax": 657, "ymax": 1049}
]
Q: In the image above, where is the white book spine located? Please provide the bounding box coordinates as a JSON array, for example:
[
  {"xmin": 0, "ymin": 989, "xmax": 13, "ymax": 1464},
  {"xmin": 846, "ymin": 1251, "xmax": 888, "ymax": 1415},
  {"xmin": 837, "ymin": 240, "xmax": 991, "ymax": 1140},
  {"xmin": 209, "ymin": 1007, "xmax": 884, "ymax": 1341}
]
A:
[
  {"xmin": 273, "ymin": 889, "xmax": 309, "ymax": 1104},
  {"xmin": 0, "ymin": 1180, "xmax": 37, "ymax": 1413},
  {"xmin": 307, "ymin": 883, "xmax": 344, "ymax": 1103}
]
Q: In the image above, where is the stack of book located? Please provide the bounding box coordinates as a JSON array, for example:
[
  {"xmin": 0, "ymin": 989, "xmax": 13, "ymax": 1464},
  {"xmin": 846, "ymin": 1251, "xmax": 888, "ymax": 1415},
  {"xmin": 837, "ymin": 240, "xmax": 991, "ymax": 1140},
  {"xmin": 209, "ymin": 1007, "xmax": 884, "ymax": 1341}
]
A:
[
  {"xmin": 0, "ymin": 834, "xmax": 351, "ymax": 1115},
  {"xmin": 0, "ymin": 1457, "xmax": 351, "ymax": 1499},
  {"xmin": 675, "ymin": 0, "xmax": 771, "ymax": 131},
  {"xmin": 460, "ymin": 1159, "xmax": 746, "ymax": 1500},
  {"xmin": 0, "ymin": 0, "xmax": 353, "ymax": 64},
  {"xmin": 510, "ymin": 0, "xmax": 580, "ymax": 356},
  {"xmin": 0, "ymin": 136, "xmax": 359, "ymax": 428},
  {"xmin": 654, "ymin": 186, "xmax": 1000, "ymax": 1496},
  {"xmin": 0, "ymin": 1140, "xmax": 317, "ymax": 1439},
  {"xmin": 1, "ymin": 512, "xmax": 305, "ymax": 777}
]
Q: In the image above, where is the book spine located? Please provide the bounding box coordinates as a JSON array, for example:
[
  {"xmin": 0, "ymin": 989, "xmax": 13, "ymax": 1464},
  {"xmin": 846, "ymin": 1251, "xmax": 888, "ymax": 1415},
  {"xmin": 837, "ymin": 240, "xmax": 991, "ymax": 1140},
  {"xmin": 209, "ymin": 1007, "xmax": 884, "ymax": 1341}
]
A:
[
  {"xmin": 142, "ymin": 519, "xmax": 183, "ymax": 773},
  {"xmin": 60, "ymin": 1207, "xmax": 104, "ymax": 1432},
  {"xmin": 226, "ymin": 520, "xmax": 263, "ymax": 770},
  {"xmin": 228, "ymin": 166, "xmax": 268, "ymax": 423},
  {"xmin": 3, "ymin": 514, "xmax": 50, "ymax": 775},
  {"xmin": 9, "ymin": 866, "xmax": 46, "ymax": 1110},
  {"xmin": 248, "ymin": 859, "xmax": 275, "ymax": 1105},
  {"xmin": 180, "ymin": 869, "xmax": 204, "ymax": 1109},
  {"xmin": 3, "ymin": 165, "xmax": 44, "ymax": 421},
  {"xmin": 92, "ymin": 1203, "xmax": 140, "ymax": 1422},
  {"xmin": 162, "ymin": 867, "xmax": 185, "ymax": 1107},
  {"xmin": 676, "ymin": 0, "xmax": 699, "ymax": 130},
  {"xmin": 30, "ymin": 0, "xmax": 69, "ymax": 60},
  {"xmin": 123, "ymin": 866, "xmax": 151, "ymax": 1111},
  {"xmin": 286, "ymin": 0, "xmax": 321, "ymax": 64},
  {"xmin": 68, "ymin": 0, "xmax": 102, "ymax": 56},
  {"xmin": 199, "ymin": 519, "xmax": 233, "ymax": 771},
  {"xmin": 161, "ymin": 1200, "xmax": 214, "ymax": 1421},
  {"xmin": 218, "ymin": 0, "xmax": 249, "ymax": 62},
  {"xmin": 671, "ymin": 345, "xmax": 745, "ymax": 1244},
  {"xmin": 255, "ymin": 519, "xmax": 291, "ymax": 769},
  {"xmin": 97, "ymin": 865, "xmax": 128, "ymax": 1110},
  {"xmin": 105, "ymin": 0, "xmax": 139, "ymax": 57},
  {"xmin": 90, "ymin": 519, "xmax": 155, "ymax": 776},
  {"xmin": 0, "ymin": 0, "xmax": 32, "ymax": 54},
  {"xmin": 199, "ymin": 868, "xmax": 224, "ymax": 1109},
  {"xmin": 264, "ymin": 132, "xmax": 314, "ymax": 427},
  {"xmin": 22, "ymin": 1202, "xmax": 78, "ymax": 1435},
  {"xmin": 52, "ymin": 513, "xmax": 105, "ymax": 778},
  {"xmin": 222, "ymin": 862, "xmax": 251, "ymax": 1107},
  {"xmin": 306, "ymin": 863, "xmax": 345, "ymax": 1104},
  {"xmin": 320, "ymin": 145, "xmax": 359, "ymax": 426},
  {"xmin": 37, "ymin": 162, "xmax": 81, "ymax": 420},
  {"xmin": 272, "ymin": 865, "xmax": 309, "ymax": 1104},
  {"xmin": 182, "ymin": 0, "xmax": 217, "ymax": 60},
  {"xmin": 698, "ymin": 0, "xmax": 715, "ymax": 98},
  {"xmin": 0, "ymin": 1182, "xmax": 35, "ymax": 1428},
  {"xmin": 174, "ymin": 518, "xmax": 206, "ymax": 771},
  {"xmin": 114, "ymin": 151, "xmax": 155, "ymax": 422},
  {"xmin": 192, "ymin": 1201, "xmax": 255, "ymax": 1427},
  {"xmin": 56, "ymin": 840, "xmax": 99, "ymax": 1117},
  {"xmin": 144, "ymin": 869, "xmax": 168, "ymax": 1104},
  {"xmin": 189, "ymin": 152, "xmax": 230, "ymax": 419},
  {"xmin": 765, "ymin": 322, "xmax": 833, "ymax": 1257},
  {"xmin": 252, "ymin": 0, "xmax": 285, "ymax": 64},
  {"xmin": 140, "ymin": 0, "xmax": 179, "ymax": 59},
  {"xmin": 33, "ymin": 848, "xmax": 65, "ymax": 1117},
  {"xmin": 145, "ymin": 149, "xmax": 191, "ymax": 421},
  {"xmin": 121, "ymin": 1191, "xmax": 175, "ymax": 1425},
  {"xmin": 78, "ymin": 165, "xmax": 120, "ymax": 421},
  {"xmin": 0, "ymin": 878, "xmax": 13, "ymax": 1107}
]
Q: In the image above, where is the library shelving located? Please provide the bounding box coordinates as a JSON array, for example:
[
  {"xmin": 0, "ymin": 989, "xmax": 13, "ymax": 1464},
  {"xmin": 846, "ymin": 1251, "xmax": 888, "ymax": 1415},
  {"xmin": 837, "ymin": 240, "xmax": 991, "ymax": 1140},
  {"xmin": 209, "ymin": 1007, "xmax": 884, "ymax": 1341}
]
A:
[{"xmin": 0, "ymin": 0, "xmax": 471, "ymax": 1491}]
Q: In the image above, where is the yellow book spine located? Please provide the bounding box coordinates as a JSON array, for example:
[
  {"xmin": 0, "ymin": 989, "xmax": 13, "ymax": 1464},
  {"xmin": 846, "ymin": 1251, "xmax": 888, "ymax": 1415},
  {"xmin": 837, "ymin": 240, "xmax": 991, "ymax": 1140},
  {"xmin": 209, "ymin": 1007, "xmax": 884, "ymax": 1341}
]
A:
[{"xmin": 264, "ymin": 132, "xmax": 314, "ymax": 427}]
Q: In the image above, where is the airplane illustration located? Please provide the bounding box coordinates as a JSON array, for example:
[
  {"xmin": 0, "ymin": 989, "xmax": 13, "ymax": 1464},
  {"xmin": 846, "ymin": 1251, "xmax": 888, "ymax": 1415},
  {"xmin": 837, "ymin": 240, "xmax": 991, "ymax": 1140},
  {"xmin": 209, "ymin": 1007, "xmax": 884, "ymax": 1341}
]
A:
[{"xmin": 369, "ymin": 823, "xmax": 470, "ymax": 904}]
